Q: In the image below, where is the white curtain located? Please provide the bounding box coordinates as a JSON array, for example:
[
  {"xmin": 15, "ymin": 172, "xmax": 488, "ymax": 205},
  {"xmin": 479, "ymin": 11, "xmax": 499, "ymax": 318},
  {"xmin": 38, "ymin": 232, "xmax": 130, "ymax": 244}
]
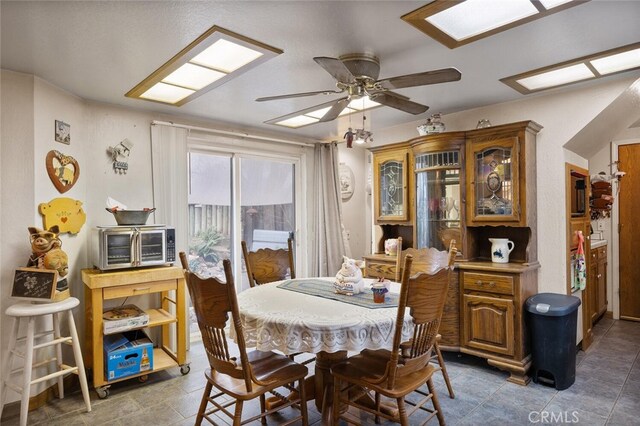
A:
[
  {"xmin": 312, "ymin": 142, "xmax": 351, "ymax": 276},
  {"xmin": 150, "ymin": 124, "xmax": 189, "ymax": 255}
]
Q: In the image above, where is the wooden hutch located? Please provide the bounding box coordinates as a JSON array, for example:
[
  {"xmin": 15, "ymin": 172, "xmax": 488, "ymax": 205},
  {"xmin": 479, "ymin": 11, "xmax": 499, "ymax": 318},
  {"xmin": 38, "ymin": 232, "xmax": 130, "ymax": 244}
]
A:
[{"xmin": 365, "ymin": 120, "xmax": 542, "ymax": 385}]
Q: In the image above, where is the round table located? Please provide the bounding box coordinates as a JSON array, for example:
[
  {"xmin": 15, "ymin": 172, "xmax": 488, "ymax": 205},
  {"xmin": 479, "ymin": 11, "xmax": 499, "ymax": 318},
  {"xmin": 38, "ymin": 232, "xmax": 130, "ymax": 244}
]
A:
[{"xmin": 231, "ymin": 277, "xmax": 412, "ymax": 417}]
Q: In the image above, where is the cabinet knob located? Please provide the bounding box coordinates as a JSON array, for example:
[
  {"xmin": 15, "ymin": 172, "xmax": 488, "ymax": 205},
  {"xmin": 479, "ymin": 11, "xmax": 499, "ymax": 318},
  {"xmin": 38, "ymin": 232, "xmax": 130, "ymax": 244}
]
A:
[
  {"xmin": 476, "ymin": 280, "xmax": 483, "ymax": 286},
  {"xmin": 597, "ymin": 274, "xmax": 602, "ymax": 278},
  {"xmin": 489, "ymin": 281, "xmax": 496, "ymax": 287}
]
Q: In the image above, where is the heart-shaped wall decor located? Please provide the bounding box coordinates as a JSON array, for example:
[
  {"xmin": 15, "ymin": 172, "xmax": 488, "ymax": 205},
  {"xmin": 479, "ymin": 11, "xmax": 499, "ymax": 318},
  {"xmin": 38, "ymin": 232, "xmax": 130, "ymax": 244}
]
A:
[{"xmin": 46, "ymin": 150, "xmax": 80, "ymax": 193}]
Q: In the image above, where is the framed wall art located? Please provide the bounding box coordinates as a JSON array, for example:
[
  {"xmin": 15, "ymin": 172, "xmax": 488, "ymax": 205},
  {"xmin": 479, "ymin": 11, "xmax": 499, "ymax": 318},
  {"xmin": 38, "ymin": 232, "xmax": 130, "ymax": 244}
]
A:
[{"xmin": 55, "ymin": 120, "xmax": 70, "ymax": 144}]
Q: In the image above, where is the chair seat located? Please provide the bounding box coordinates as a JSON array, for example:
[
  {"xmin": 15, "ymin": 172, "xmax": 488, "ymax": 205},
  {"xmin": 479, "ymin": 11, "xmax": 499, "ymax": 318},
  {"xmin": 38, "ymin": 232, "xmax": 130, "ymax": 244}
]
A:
[
  {"xmin": 331, "ymin": 351, "xmax": 437, "ymax": 399},
  {"xmin": 208, "ymin": 350, "xmax": 307, "ymax": 399},
  {"xmin": 6, "ymin": 297, "xmax": 79, "ymax": 317}
]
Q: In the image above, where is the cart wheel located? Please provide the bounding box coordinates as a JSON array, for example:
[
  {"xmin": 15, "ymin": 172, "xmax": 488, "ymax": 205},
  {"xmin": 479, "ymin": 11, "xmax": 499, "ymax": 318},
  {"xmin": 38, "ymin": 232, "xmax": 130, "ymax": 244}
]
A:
[
  {"xmin": 96, "ymin": 387, "xmax": 110, "ymax": 399},
  {"xmin": 180, "ymin": 365, "xmax": 191, "ymax": 375},
  {"xmin": 138, "ymin": 375, "xmax": 149, "ymax": 383}
]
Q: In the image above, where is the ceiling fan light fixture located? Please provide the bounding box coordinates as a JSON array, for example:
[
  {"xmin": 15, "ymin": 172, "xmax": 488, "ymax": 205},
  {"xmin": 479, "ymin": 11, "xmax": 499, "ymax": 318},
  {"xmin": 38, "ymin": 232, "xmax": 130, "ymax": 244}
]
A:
[
  {"xmin": 402, "ymin": 0, "xmax": 587, "ymax": 49},
  {"xmin": 501, "ymin": 41, "xmax": 640, "ymax": 94},
  {"xmin": 126, "ymin": 25, "xmax": 282, "ymax": 106}
]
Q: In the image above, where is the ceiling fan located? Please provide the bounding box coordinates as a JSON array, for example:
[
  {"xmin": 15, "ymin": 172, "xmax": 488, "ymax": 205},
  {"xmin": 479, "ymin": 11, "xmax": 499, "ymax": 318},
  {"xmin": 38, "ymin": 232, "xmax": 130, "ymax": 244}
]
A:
[{"xmin": 257, "ymin": 53, "xmax": 461, "ymax": 123}]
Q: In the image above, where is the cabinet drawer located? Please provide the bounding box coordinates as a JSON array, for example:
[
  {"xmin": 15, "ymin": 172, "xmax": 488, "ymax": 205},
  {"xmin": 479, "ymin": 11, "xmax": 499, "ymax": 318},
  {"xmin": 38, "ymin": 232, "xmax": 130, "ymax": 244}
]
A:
[
  {"xmin": 365, "ymin": 262, "xmax": 396, "ymax": 281},
  {"xmin": 597, "ymin": 246, "xmax": 607, "ymax": 260},
  {"xmin": 463, "ymin": 272, "xmax": 514, "ymax": 295},
  {"xmin": 103, "ymin": 279, "xmax": 177, "ymax": 300}
]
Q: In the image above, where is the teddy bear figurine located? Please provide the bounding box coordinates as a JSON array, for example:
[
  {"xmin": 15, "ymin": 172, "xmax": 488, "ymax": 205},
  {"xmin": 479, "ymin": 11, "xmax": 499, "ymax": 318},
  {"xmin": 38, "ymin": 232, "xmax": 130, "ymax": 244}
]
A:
[
  {"xmin": 27, "ymin": 226, "xmax": 69, "ymax": 292},
  {"xmin": 334, "ymin": 256, "xmax": 365, "ymax": 295}
]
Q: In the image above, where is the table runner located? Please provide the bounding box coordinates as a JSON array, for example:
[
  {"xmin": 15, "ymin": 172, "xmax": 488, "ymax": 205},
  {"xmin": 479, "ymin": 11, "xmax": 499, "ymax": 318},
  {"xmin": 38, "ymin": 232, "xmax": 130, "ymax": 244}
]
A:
[{"xmin": 277, "ymin": 278, "xmax": 398, "ymax": 309}]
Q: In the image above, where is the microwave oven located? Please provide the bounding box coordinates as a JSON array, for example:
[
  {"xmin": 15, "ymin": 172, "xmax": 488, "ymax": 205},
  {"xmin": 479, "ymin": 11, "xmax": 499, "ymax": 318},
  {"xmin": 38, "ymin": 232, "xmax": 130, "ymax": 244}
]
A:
[{"xmin": 91, "ymin": 225, "xmax": 175, "ymax": 270}]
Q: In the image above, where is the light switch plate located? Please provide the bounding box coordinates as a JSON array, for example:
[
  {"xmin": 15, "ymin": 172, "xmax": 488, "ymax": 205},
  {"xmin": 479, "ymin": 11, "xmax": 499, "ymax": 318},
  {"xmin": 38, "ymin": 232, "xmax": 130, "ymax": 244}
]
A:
[{"xmin": 597, "ymin": 221, "xmax": 605, "ymax": 231}]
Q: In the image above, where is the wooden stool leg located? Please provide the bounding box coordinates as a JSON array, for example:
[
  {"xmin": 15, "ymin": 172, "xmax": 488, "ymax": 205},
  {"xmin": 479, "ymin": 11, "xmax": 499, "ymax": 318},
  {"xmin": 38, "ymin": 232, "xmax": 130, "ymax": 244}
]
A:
[
  {"xmin": 52, "ymin": 313, "xmax": 64, "ymax": 399},
  {"xmin": 0, "ymin": 317, "xmax": 20, "ymax": 419},
  {"xmin": 66, "ymin": 311, "xmax": 91, "ymax": 413},
  {"xmin": 20, "ymin": 317, "xmax": 36, "ymax": 426},
  {"xmin": 434, "ymin": 341, "xmax": 454, "ymax": 399}
]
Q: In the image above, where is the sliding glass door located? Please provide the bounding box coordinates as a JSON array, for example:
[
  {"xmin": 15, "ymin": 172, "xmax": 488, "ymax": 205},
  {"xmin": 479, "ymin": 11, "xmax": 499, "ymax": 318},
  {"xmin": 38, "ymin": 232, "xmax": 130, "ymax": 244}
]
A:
[{"xmin": 187, "ymin": 151, "xmax": 297, "ymax": 291}]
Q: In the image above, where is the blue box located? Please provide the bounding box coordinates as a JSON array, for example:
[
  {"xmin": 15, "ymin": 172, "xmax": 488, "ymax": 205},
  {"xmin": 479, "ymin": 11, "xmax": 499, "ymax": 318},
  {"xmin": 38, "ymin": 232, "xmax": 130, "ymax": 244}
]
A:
[{"xmin": 104, "ymin": 330, "xmax": 153, "ymax": 381}]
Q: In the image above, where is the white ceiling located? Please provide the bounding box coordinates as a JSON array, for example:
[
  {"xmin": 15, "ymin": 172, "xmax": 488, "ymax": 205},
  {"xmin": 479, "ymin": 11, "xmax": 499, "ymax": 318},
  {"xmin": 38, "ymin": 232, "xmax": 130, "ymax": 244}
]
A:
[{"xmin": 2, "ymin": 1, "xmax": 640, "ymax": 141}]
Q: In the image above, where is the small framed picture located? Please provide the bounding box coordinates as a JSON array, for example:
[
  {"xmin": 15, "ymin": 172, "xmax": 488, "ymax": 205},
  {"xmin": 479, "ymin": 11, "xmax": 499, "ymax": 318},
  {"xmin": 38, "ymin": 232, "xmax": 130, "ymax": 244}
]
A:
[{"xmin": 55, "ymin": 120, "xmax": 71, "ymax": 145}]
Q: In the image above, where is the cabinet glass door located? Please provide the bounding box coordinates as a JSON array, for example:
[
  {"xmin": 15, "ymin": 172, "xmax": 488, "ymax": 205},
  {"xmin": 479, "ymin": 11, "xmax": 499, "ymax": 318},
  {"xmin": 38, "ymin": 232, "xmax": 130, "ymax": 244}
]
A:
[
  {"xmin": 379, "ymin": 160, "xmax": 405, "ymax": 218},
  {"xmin": 471, "ymin": 138, "xmax": 519, "ymax": 221},
  {"xmin": 415, "ymin": 151, "xmax": 461, "ymax": 252}
]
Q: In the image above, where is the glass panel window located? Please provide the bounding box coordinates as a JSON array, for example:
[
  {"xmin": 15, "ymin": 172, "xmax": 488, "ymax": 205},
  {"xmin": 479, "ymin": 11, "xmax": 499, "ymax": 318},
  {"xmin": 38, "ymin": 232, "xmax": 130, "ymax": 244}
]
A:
[
  {"xmin": 187, "ymin": 153, "xmax": 232, "ymax": 281},
  {"xmin": 380, "ymin": 160, "xmax": 404, "ymax": 217},
  {"xmin": 415, "ymin": 151, "xmax": 461, "ymax": 252},
  {"xmin": 240, "ymin": 158, "xmax": 295, "ymax": 292},
  {"xmin": 475, "ymin": 147, "xmax": 513, "ymax": 216}
]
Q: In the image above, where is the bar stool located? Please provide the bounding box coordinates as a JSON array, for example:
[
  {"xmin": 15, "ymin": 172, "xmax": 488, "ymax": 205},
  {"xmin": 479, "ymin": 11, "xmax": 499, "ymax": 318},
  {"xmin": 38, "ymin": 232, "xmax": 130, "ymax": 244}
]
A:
[{"xmin": 0, "ymin": 297, "xmax": 91, "ymax": 425}]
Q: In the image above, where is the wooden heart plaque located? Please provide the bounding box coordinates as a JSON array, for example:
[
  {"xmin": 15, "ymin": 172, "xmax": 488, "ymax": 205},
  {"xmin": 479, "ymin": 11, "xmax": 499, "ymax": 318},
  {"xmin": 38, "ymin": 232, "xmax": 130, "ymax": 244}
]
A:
[{"xmin": 46, "ymin": 150, "xmax": 80, "ymax": 193}]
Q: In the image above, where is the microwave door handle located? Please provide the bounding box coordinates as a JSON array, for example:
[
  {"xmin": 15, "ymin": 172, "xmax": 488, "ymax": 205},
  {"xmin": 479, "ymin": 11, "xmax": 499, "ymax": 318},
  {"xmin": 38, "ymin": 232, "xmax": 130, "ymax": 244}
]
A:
[{"xmin": 136, "ymin": 231, "xmax": 142, "ymax": 266}]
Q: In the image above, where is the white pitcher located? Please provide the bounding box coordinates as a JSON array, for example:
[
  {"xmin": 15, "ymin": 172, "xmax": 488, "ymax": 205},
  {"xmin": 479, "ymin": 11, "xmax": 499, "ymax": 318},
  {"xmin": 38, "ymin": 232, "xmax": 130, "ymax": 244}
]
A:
[{"xmin": 489, "ymin": 238, "xmax": 514, "ymax": 263}]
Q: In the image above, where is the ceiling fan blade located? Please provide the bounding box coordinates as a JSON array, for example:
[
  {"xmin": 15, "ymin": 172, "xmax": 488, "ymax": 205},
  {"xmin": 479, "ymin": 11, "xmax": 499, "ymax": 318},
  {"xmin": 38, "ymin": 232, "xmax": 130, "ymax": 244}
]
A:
[
  {"xmin": 372, "ymin": 92, "xmax": 429, "ymax": 115},
  {"xmin": 319, "ymin": 97, "xmax": 351, "ymax": 122},
  {"xmin": 256, "ymin": 89, "xmax": 343, "ymax": 102},
  {"xmin": 377, "ymin": 68, "xmax": 461, "ymax": 90},
  {"xmin": 314, "ymin": 57, "xmax": 356, "ymax": 84}
]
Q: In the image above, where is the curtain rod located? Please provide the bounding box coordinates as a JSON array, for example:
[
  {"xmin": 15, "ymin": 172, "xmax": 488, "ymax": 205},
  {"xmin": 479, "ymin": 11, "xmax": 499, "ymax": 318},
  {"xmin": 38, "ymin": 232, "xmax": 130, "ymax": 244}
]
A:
[{"xmin": 151, "ymin": 120, "xmax": 317, "ymax": 147}]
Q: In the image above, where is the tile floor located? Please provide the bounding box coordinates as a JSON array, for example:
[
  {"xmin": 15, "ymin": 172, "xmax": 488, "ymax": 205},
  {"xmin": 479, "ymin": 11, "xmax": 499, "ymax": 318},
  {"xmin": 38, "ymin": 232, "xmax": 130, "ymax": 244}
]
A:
[{"xmin": 1, "ymin": 317, "xmax": 638, "ymax": 425}]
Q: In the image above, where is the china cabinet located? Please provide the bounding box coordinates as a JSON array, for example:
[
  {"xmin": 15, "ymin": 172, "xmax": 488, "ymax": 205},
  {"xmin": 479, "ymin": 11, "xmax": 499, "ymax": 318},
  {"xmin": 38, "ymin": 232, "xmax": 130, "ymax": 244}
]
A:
[{"xmin": 369, "ymin": 120, "xmax": 542, "ymax": 385}]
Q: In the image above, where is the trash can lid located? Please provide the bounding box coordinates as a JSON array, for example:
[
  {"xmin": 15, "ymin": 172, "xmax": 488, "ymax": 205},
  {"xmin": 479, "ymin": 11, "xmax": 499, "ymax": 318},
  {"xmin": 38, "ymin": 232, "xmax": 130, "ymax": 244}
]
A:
[{"xmin": 525, "ymin": 293, "xmax": 581, "ymax": 316}]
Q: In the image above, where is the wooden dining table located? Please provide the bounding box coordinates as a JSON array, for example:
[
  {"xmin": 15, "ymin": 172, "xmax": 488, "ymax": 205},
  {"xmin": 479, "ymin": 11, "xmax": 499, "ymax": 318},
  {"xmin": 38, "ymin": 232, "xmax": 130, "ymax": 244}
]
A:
[{"xmin": 229, "ymin": 277, "xmax": 412, "ymax": 423}]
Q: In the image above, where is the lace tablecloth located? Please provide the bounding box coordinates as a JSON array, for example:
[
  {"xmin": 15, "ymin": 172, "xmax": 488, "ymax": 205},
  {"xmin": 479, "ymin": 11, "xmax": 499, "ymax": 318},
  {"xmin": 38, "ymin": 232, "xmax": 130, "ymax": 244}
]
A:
[{"xmin": 231, "ymin": 277, "xmax": 414, "ymax": 354}]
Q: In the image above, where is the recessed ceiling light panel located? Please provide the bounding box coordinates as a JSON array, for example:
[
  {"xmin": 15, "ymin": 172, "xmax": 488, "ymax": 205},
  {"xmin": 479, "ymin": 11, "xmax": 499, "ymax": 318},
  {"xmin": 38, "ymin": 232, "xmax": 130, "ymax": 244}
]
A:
[
  {"xmin": 140, "ymin": 82, "xmax": 195, "ymax": 104},
  {"xmin": 502, "ymin": 41, "xmax": 640, "ymax": 94},
  {"xmin": 162, "ymin": 63, "xmax": 226, "ymax": 90},
  {"xmin": 266, "ymin": 98, "xmax": 383, "ymax": 129},
  {"xmin": 275, "ymin": 116, "xmax": 319, "ymax": 128},
  {"xmin": 590, "ymin": 48, "xmax": 640, "ymax": 75},
  {"xmin": 517, "ymin": 63, "xmax": 594, "ymax": 90},
  {"xmin": 191, "ymin": 39, "xmax": 264, "ymax": 73},
  {"xmin": 425, "ymin": 0, "xmax": 538, "ymax": 42},
  {"xmin": 402, "ymin": 0, "xmax": 587, "ymax": 49},
  {"xmin": 126, "ymin": 25, "xmax": 282, "ymax": 106}
]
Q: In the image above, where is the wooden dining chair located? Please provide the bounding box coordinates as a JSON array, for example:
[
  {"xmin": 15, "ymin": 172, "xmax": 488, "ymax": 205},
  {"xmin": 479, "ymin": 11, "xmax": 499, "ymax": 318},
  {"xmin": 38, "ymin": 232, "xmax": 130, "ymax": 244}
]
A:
[
  {"xmin": 179, "ymin": 252, "xmax": 309, "ymax": 426},
  {"xmin": 241, "ymin": 238, "xmax": 295, "ymax": 288},
  {"xmin": 394, "ymin": 240, "xmax": 457, "ymax": 399},
  {"xmin": 331, "ymin": 249, "xmax": 456, "ymax": 425}
]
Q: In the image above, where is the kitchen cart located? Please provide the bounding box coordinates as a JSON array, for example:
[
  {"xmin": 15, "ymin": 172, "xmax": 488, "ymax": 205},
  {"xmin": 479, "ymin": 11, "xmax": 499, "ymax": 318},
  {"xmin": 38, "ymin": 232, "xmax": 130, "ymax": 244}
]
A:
[{"xmin": 82, "ymin": 266, "xmax": 189, "ymax": 398}]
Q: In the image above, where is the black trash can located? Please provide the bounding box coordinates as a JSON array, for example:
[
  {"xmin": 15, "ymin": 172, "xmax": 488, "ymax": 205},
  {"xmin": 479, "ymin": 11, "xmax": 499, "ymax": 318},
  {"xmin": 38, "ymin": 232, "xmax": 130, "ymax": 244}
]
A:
[{"xmin": 525, "ymin": 293, "xmax": 581, "ymax": 390}]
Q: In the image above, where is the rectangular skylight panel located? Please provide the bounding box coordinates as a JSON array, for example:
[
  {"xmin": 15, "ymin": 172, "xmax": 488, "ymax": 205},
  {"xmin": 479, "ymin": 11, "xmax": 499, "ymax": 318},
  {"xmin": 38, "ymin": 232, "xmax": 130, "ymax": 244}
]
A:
[
  {"xmin": 275, "ymin": 115, "xmax": 319, "ymax": 128},
  {"xmin": 425, "ymin": 0, "xmax": 539, "ymax": 41},
  {"xmin": 590, "ymin": 48, "xmax": 640, "ymax": 75},
  {"xmin": 140, "ymin": 82, "xmax": 195, "ymax": 104},
  {"xmin": 538, "ymin": 0, "xmax": 574, "ymax": 9},
  {"xmin": 516, "ymin": 63, "xmax": 595, "ymax": 91},
  {"xmin": 191, "ymin": 38, "xmax": 264, "ymax": 73},
  {"xmin": 162, "ymin": 63, "xmax": 226, "ymax": 90},
  {"xmin": 348, "ymin": 98, "xmax": 381, "ymax": 110},
  {"xmin": 306, "ymin": 106, "xmax": 354, "ymax": 119}
]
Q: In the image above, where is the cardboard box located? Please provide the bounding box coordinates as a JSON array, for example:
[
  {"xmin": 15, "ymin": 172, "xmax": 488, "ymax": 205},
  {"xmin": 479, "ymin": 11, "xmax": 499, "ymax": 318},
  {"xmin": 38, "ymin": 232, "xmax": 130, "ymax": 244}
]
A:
[
  {"xmin": 104, "ymin": 330, "xmax": 153, "ymax": 381},
  {"xmin": 103, "ymin": 304, "xmax": 149, "ymax": 335}
]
